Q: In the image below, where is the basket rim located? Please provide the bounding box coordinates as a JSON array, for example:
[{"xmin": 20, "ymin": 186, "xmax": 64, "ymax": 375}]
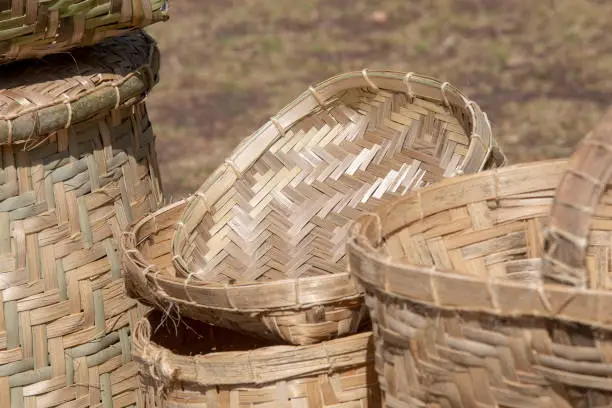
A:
[
  {"xmin": 123, "ymin": 199, "xmax": 363, "ymax": 313},
  {"xmin": 0, "ymin": 31, "xmax": 159, "ymax": 145},
  {"xmin": 171, "ymin": 69, "xmax": 506, "ymax": 294},
  {"xmin": 132, "ymin": 313, "xmax": 373, "ymax": 386},
  {"xmin": 346, "ymin": 157, "xmax": 612, "ymax": 331}
]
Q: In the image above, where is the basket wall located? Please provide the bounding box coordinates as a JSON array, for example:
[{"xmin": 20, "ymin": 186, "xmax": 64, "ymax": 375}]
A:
[
  {"xmin": 0, "ymin": 102, "xmax": 162, "ymax": 408},
  {"xmin": 347, "ymin": 158, "xmax": 612, "ymax": 408},
  {"xmin": 133, "ymin": 311, "xmax": 382, "ymax": 408},
  {"xmin": 0, "ymin": 1, "xmax": 168, "ymax": 64}
]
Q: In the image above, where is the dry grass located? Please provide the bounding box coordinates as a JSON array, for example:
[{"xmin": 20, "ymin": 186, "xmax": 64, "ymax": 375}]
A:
[{"xmin": 145, "ymin": 0, "xmax": 612, "ymax": 197}]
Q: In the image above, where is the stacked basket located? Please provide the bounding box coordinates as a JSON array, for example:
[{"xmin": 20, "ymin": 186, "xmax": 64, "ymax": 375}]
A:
[
  {"xmin": 347, "ymin": 108, "xmax": 612, "ymax": 407},
  {"xmin": 0, "ymin": 2, "xmax": 167, "ymax": 407},
  {"xmin": 123, "ymin": 70, "xmax": 506, "ymax": 406}
]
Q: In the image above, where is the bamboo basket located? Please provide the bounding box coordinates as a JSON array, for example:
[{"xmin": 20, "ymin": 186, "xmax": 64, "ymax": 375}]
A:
[
  {"xmin": 347, "ymin": 108, "xmax": 612, "ymax": 407},
  {"xmin": 0, "ymin": 1, "xmax": 168, "ymax": 64},
  {"xmin": 0, "ymin": 31, "xmax": 163, "ymax": 408},
  {"xmin": 133, "ymin": 309, "xmax": 381, "ymax": 407},
  {"xmin": 161, "ymin": 71, "xmax": 506, "ymax": 345}
]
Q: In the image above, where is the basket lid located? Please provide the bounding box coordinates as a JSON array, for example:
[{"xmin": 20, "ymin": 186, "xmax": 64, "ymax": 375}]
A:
[{"xmin": 0, "ymin": 29, "xmax": 159, "ymax": 147}]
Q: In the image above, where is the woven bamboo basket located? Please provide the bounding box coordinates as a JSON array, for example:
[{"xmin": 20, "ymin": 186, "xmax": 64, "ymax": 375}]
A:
[
  {"xmin": 0, "ymin": 31, "xmax": 163, "ymax": 408},
  {"xmin": 347, "ymin": 109, "xmax": 612, "ymax": 407},
  {"xmin": 160, "ymin": 70, "xmax": 507, "ymax": 345},
  {"xmin": 133, "ymin": 309, "xmax": 381, "ymax": 407},
  {"xmin": 0, "ymin": 0, "xmax": 168, "ymax": 64}
]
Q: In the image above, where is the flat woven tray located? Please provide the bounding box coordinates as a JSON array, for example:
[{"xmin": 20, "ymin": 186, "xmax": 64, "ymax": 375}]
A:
[
  {"xmin": 135, "ymin": 70, "xmax": 505, "ymax": 345},
  {"xmin": 0, "ymin": 30, "xmax": 163, "ymax": 408},
  {"xmin": 133, "ymin": 310, "xmax": 381, "ymax": 407},
  {"xmin": 0, "ymin": 1, "xmax": 168, "ymax": 64},
  {"xmin": 347, "ymin": 109, "xmax": 612, "ymax": 406}
]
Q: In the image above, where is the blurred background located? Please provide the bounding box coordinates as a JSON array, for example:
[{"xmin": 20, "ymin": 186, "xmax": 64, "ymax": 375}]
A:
[{"xmin": 145, "ymin": 0, "xmax": 612, "ymax": 198}]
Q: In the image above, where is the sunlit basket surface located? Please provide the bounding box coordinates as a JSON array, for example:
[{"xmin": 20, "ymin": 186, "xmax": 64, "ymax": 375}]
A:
[
  {"xmin": 133, "ymin": 310, "xmax": 381, "ymax": 407},
  {"xmin": 0, "ymin": 30, "xmax": 163, "ymax": 408},
  {"xmin": 347, "ymin": 109, "xmax": 612, "ymax": 407},
  {"xmin": 152, "ymin": 70, "xmax": 506, "ymax": 345},
  {"xmin": 0, "ymin": 0, "xmax": 168, "ymax": 64}
]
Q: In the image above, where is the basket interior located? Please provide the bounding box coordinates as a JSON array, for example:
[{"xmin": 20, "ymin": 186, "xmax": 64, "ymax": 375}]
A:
[
  {"xmin": 178, "ymin": 86, "xmax": 489, "ymax": 284},
  {"xmin": 0, "ymin": 31, "xmax": 156, "ymax": 105},
  {"xmin": 132, "ymin": 201, "xmax": 189, "ymax": 283},
  {"xmin": 374, "ymin": 160, "xmax": 612, "ymax": 286}
]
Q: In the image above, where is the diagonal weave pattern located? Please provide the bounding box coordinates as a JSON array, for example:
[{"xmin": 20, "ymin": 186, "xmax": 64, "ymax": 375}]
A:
[
  {"xmin": 0, "ymin": 31, "xmax": 162, "ymax": 408},
  {"xmin": 347, "ymin": 110, "xmax": 612, "ymax": 407},
  {"xmin": 161, "ymin": 71, "xmax": 506, "ymax": 345},
  {"xmin": 133, "ymin": 311, "xmax": 381, "ymax": 408},
  {"xmin": 0, "ymin": 0, "xmax": 168, "ymax": 64}
]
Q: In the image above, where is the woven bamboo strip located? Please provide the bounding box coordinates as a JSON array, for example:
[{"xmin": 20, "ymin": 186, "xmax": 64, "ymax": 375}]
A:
[
  {"xmin": 0, "ymin": 31, "xmax": 163, "ymax": 408},
  {"xmin": 140, "ymin": 71, "xmax": 506, "ymax": 345},
  {"xmin": 0, "ymin": 1, "xmax": 168, "ymax": 64},
  {"xmin": 133, "ymin": 310, "xmax": 381, "ymax": 407},
  {"xmin": 347, "ymin": 109, "xmax": 612, "ymax": 407}
]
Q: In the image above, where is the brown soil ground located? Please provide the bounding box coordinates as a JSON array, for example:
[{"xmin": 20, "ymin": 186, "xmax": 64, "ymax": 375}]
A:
[{"xmin": 145, "ymin": 0, "xmax": 612, "ymax": 198}]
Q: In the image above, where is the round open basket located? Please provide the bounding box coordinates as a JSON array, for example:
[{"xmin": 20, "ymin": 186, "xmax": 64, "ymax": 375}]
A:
[
  {"xmin": 0, "ymin": 1, "xmax": 168, "ymax": 64},
  {"xmin": 132, "ymin": 310, "xmax": 381, "ymax": 407},
  {"xmin": 347, "ymin": 109, "xmax": 612, "ymax": 407},
  {"xmin": 166, "ymin": 70, "xmax": 505, "ymax": 345}
]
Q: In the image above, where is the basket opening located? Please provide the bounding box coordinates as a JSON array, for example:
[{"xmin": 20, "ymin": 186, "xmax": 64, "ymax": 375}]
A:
[
  {"xmin": 146, "ymin": 310, "xmax": 279, "ymax": 356},
  {"xmin": 379, "ymin": 188, "xmax": 558, "ymax": 282}
]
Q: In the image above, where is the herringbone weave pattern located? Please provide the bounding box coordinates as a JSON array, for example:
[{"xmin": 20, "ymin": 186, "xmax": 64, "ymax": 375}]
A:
[
  {"xmin": 0, "ymin": 32, "xmax": 162, "ymax": 408},
  {"xmin": 0, "ymin": 0, "xmax": 168, "ymax": 64},
  {"xmin": 176, "ymin": 81, "xmax": 500, "ymax": 283},
  {"xmin": 133, "ymin": 311, "xmax": 381, "ymax": 408},
  {"xmin": 347, "ymin": 109, "xmax": 612, "ymax": 407}
]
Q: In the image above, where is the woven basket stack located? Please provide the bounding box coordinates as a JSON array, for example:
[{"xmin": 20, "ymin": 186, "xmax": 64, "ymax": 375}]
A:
[
  {"xmin": 0, "ymin": 2, "xmax": 167, "ymax": 407},
  {"xmin": 122, "ymin": 70, "xmax": 506, "ymax": 407},
  {"xmin": 7, "ymin": 3, "xmax": 604, "ymax": 407}
]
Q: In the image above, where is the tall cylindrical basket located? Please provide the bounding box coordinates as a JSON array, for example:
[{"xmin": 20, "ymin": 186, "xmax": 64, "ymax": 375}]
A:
[{"xmin": 0, "ymin": 31, "xmax": 163, "ymax": 408}]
